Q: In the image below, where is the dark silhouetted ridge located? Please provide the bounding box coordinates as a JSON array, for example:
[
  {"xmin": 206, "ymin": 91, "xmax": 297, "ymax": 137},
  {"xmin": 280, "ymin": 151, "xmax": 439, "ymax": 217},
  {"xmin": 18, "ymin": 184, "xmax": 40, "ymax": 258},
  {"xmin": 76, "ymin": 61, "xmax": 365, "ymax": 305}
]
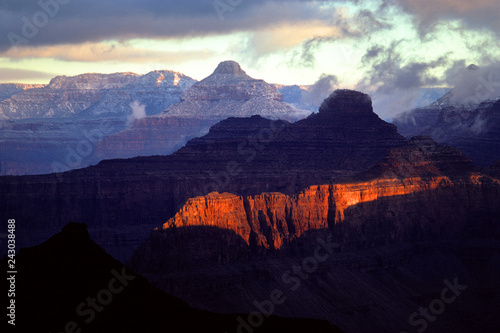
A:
[{"xmin": 3, "ymin": 222, "xmax": 342, "ymax": 333}]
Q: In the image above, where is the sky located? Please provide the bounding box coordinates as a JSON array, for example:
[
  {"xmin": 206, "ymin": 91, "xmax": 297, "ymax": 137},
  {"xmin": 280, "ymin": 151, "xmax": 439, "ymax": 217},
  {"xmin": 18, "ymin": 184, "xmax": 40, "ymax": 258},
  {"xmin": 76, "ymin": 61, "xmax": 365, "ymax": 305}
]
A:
[{"xmin": 1, "ymin": 0, "xmax": 499, "ymax": 117}]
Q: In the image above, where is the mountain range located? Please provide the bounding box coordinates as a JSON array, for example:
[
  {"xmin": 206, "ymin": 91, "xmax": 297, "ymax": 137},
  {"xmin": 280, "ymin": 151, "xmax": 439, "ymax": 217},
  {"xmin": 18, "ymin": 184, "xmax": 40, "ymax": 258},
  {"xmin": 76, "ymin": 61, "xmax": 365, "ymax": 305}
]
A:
[
  {"xmin": 86, "ymin": 60, "xmax": 310, "ymax": 163},
  {"xmin": 0, "ymin": 70, "xmax": 196, "ymax": 175},
  {"xmin": 0, "ymin": 61, "xmax": 311, "ymax": 175},
  {"xmin": 393, "ymin": 98, "xmax": 500, "ymax": 166}
]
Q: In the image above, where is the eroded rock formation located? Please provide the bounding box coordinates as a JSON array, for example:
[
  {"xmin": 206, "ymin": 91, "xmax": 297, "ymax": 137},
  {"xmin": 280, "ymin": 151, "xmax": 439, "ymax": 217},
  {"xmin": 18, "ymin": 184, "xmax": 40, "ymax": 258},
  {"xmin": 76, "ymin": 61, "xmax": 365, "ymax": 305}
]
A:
[{"xmin": 88, "ymin": 60, "xmax": 310, "ymax": 162}]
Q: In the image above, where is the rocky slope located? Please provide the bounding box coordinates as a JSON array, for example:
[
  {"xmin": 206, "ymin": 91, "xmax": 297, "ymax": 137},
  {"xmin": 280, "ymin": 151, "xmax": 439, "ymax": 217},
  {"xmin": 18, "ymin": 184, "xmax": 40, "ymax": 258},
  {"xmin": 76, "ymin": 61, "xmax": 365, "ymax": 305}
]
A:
[
  {"xmin": 127, "ymin": 139, "xmax": 500, "ymax": 333},
  {"xmin": 0, "ymin": 117, "xmax": 128, "ymax": 175},
  {"xmin": 393, "ymin": 98, "xmax": 500, "ymax": 166},
  {"xmin": 88, "ymin": 61, "xmax": 310, "ymax": 162},
  {"xmin": 392, "ymin": 64, "xmax": 500, "ymax": 167},
  {"xmin": 0, "ymin": 89, "xmax": 407, "ymax": 261},
  {"xmin": 2, "ymin": 222, "xmax": 341, "ymax": 333},
  {"xmin": 0, "ymin": 71, "xmax": 195, "ymax": 119},
  {"xmin": 0, "ymin": 71, "xmax": 196, "ymax": 175},
  {"xmin": 130, "ymin": 231, "xmax": 500, "ymax": 333},
  {"xmin": 160, "ymin": 61, "xmax": 307, "ymax": 120},
  {"xmin": 0, "ymin": 83, "xmax": 45, "ymax": 104},
  {"xmin": 156, "ymin": 136, "xmax": 497, "ymax": 251}
]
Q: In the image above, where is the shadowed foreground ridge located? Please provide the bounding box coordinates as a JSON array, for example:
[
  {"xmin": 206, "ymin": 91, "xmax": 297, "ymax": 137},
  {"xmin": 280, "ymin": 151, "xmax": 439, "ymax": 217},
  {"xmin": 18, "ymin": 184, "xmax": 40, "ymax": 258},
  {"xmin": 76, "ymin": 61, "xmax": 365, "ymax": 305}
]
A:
[{"xmin": 2, "ymin": 222, "xmax": 342, "ymax": 333}]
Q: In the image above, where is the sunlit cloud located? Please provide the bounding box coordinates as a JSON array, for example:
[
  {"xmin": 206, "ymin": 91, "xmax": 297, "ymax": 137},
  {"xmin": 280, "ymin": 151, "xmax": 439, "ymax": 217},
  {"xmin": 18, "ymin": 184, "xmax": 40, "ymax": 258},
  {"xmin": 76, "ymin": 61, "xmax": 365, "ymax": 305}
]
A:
[{"xmin": 1, "ymin": 42, "xmax": 217, "ymax": 64}]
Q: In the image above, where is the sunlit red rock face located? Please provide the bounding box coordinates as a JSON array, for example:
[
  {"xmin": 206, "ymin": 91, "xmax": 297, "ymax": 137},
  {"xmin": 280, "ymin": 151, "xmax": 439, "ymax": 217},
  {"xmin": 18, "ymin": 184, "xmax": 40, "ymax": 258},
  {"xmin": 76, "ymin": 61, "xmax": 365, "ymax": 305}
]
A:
[
  {"xmin": 161, "ymin": 133, "xmax": 497, "ymax": 250},
  {"xmin": 132, "ymin": 142, "xmax": 500, "ymax": 333},
  {"xmin": 162, "ymin": 175, "xmax": 499, "ymax": 250}
]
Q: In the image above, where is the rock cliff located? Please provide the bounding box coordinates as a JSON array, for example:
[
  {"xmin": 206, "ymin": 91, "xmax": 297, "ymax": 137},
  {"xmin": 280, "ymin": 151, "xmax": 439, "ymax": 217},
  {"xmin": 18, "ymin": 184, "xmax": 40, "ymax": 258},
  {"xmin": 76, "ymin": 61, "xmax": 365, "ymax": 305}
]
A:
[
  {"xmin": 0, "ymin": 89, "xmax": 408, "ymax": 261},
  {"xmin": 128, "ymin": 140, "xmax": 500, "ymax": 333},
  {"xmin": 0, "ymin": 71, "xmax": 197, "ymax": 175},
  {"xmin": 0, "ymin": 83, "xmax": 45, "ymax": 106},
  {"xmin": 88, "ymin": 60, "xmax": 310, "ymax": 162},
  {"xmin": 161, "ymin": 143, "xmax": 496, "ymax": 250},
  {"xmin": 0, "ymin": 91, "xmax": 406, "ymax": 259},
  {"xmin": 0, "ymin": 71, "xmax": 195, "ymax": 119}
]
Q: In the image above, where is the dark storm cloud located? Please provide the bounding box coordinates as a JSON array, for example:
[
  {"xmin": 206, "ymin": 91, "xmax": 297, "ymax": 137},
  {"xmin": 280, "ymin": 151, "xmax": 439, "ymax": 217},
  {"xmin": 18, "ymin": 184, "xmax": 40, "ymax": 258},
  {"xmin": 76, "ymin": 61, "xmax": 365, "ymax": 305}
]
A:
[
  {"xmin": 388, "ymin": 0, "xmax": 500, "ymax": 36},
  {"xmin": 357, "ymin": 41, "xmax": 450, "ymax": 119},
  {"xmin": 359, "ymin": 41, "xmax": 447, "ymax": 93},
  {"xmin": 362, "ymin": 45, "xmax": 383, "ymax": 61},
  {"xmin": 301, "ymin": 74, "xmax": 339, "ymax": 107},
  {"xmin": 0, "ymin": 0, "xmax": 342, "ymax": 52}
]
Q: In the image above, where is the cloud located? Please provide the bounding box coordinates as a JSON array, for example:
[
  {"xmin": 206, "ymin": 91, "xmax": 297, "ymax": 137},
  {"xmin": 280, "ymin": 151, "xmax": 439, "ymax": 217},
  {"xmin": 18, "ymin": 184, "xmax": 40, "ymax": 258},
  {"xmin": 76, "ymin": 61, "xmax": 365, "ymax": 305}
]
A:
[
  {"xmin": 0, "ymin": 0, "xmax": 396, "ymax": 67},
  {"xmin": 359, "ymin": 41, "xmax": 447, "ymax": 91},
  {"xmin": 359, "ymin": 38, "xmax": 500, "ymax": 119},
  {"xmin": 2, "ymin": 42, "xmax": 217, "ymax": 63},
  {"xmin": 0, "ymin": 0, "xmax": 347, "ymax": 52},
  {"xmin": 443, "ymin": 61, "xmax": 500, "ymax": 104},
  {"xmin": 246, "ymin": 21, "xmax": 343, "ymax": 56},
  {"xmin": 357, "ymin": 40, "xmax": 450, "ymax": 119},
  {"xmin": 127, "ymin": 100, "xmax": 146, "ymax": 125},
  {"xmin": 301, "ymin": 74, "xmax": 339, "ymax": 108},
  {"xmin": 0, "ymin": 67, "xmax": 55, "ymax": 82},
  {"xmin": 393, "ymin": 0, "xmax": 500, "ymax": 35},
  {"xmin": 297, "ymin": 7, "xmax": 392, "ymax": 66}
]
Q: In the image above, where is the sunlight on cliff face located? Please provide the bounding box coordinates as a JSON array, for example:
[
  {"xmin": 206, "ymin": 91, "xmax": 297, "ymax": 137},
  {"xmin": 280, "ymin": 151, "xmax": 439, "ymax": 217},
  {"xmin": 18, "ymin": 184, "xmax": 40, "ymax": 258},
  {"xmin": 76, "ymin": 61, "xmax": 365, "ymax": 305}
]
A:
[{"xmin": 159, "ymin": 176, "xmax": 469, "ymax": 249}]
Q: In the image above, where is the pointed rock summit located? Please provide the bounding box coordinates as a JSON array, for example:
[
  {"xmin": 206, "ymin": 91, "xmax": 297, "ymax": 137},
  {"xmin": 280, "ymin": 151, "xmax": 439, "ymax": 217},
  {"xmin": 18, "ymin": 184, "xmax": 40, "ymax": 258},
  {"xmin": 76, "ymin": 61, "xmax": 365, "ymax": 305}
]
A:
[
  {"xmin": 91, "ymin": 61, "xmax": 310, "ymax": 162},
  {"xmin": 199, "ymin": 60, "xmax": 253, "ymax": 85},
  {"xmin": 213, "ymin": 60, "xmax": 247, "ymax": 75},
  {"xmin": 160, "ymin": 60, "xmax": 308, "ymax": 120}
]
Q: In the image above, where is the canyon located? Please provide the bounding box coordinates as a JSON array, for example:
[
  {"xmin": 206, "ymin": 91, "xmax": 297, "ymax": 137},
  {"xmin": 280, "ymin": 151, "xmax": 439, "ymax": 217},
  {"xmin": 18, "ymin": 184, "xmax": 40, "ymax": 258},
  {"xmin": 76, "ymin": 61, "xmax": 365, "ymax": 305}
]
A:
[
  {"xmin": 0, "ymin": 70, "xmax": 197, "ymax": 175},
  {"xmin": 127, "ymin": 138, "xmax": 500, "ymax": 333},
  {"xmin": 0, "ymin": 89, "xmax": 407, "ymax": 261},
  {"xmin": 2, "ymin": 87, "xmax": 499, "ymax": 332},
  {"xmin": 87, "ymin": 61, "xmax": 310, "ymax": 162},
  {"xmin": 0, "ymin": 61, "xmax": 312, "ymax": 176}
]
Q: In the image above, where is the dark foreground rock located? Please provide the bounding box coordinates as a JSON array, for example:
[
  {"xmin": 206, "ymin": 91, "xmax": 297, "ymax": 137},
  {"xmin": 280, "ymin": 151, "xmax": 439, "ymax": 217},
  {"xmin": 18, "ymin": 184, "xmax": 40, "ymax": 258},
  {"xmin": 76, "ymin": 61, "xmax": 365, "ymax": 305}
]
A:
[{"xmin": 2, "ymin": 222, "xmax": 342, "ymax": 333}]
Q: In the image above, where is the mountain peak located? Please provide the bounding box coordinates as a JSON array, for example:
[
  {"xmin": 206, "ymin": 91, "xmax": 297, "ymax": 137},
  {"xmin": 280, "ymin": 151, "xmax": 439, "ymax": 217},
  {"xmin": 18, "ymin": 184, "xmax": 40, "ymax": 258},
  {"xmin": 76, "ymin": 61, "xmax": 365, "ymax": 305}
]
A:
[
  {"xmin": 213, "ymin": 60, "xmax": 246, "ymax": 75},
  {"xmin": 197, "ymin": 61, "xmax": 253, "ymax": 85},
  {"xmin": 319, "ymin": 89, "xmax": 373, "ymax": 114}
]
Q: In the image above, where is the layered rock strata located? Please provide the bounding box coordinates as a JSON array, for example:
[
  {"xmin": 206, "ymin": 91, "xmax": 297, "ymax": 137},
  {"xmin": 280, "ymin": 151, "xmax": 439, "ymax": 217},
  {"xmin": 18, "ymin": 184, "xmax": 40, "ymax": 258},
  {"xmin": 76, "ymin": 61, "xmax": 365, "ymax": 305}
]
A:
[
  {"xmin": 88, "ymin": 60, "xmax": 310, "ymax": 162},
  {"xmin": 0, "ymin": 90, "xmax": 426, "ymax": 261},
  {"xmin": 0, "ymin": 71, "xmax": 196, "ymax": 175}
]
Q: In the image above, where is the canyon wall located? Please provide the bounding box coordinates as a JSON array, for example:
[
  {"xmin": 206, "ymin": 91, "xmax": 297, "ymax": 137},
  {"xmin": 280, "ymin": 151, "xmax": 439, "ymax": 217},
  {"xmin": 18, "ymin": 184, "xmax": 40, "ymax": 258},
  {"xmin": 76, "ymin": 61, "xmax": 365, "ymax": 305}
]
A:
[
  {"xmin": 131, "ymin": 175, "xmax": 500, "ymax": 333},
  {"xmin": 1, "ymin": 89, "xmax": 408, "ymax": 261},
  {"xmin": 161, "ymin": 175, "xmax": 500, "ymax": 250}
]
